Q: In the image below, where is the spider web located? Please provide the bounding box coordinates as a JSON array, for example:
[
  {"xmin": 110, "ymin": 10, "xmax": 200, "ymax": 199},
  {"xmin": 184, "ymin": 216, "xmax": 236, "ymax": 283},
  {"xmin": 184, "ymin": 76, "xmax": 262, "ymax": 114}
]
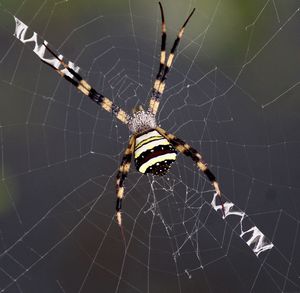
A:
[{"xmin": 0, "ymin": 0, "xmax": 299, "ymax": 292}]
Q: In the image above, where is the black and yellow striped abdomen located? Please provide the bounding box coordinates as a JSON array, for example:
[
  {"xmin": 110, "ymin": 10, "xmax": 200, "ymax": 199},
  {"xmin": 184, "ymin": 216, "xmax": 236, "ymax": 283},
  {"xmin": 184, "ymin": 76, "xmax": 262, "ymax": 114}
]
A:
[{"xmin": 134, "ymin": 129, "xmax": 177, "ymax": 176}]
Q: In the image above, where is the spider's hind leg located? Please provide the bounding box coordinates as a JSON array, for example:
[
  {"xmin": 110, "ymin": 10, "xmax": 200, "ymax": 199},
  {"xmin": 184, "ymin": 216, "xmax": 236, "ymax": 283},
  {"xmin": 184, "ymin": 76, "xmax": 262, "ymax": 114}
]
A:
[
  {"xmin": 155, "ymin": 127, "xmax": 224, "ymax": 215},
  {"xmin": 115, "ymin": 136, "xmax": 135, "ymax": 226}
]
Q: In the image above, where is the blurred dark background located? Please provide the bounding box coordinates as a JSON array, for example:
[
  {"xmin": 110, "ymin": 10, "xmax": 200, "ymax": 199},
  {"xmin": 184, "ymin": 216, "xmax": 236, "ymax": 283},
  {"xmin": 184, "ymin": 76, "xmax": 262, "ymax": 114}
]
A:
[{"xmin": 0, "ymin": 0, "xmax": 299, "ymax": 292}]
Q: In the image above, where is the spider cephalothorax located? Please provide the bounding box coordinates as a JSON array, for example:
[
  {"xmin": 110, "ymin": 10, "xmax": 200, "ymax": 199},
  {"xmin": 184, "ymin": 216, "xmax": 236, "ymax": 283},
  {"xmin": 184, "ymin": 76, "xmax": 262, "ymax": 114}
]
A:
[
  {"xmin": 128, "ymin": 108, "xmax": 157, "ymax": 133},
  {"xmin": 13, "ymin": 2, "xmax": 224, "ymax": 227}
]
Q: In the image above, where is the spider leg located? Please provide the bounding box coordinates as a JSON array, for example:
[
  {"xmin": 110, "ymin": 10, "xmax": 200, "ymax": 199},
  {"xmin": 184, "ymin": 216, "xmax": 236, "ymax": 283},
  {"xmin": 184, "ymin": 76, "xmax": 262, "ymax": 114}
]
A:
[
  {"xmin": 13, "ymin": 16, "xmax": 130, "ymax": 125},
  {"xmin": 148, "ymin": 2, "xmax": 166, "ymax": 116},
  {"xmin": 148, "ymin": 5, "xmax": 195, "ymax": 116},
  {"xmin": 116, "ymin": 136, "xmax": 135, "ymax": 226},
  {"xmin": 156, "ymin": 2, "xmax": 167, "ymax": 82},
  {"xmin": 156, "ymin": 127, "xmax": 225, "ymax": 217}
]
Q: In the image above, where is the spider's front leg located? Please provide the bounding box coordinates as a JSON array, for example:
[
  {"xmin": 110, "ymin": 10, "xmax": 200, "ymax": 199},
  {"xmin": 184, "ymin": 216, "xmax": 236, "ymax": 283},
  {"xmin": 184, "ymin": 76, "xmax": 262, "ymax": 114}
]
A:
[
  {"xmin": 148, "ymin": 3, "xmax": 195, "ymax": 115},
  {"xmin": 115, "ymin": 136, "xmax": 135, "ymax": 226},
  {"xmin": 156, "ymin": 127, "xmax": 225, "ymax": 216},
  {"xmin": 12, "ymin": 16, "xmax": 131, "ymax": 125}
]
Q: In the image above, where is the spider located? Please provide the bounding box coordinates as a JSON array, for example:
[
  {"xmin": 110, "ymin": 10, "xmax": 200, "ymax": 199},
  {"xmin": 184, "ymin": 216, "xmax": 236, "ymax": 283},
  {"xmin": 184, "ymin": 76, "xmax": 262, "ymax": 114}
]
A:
[{"xmin": 13, "ymin": 2, "xmax": 224, "ymax": 226}]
